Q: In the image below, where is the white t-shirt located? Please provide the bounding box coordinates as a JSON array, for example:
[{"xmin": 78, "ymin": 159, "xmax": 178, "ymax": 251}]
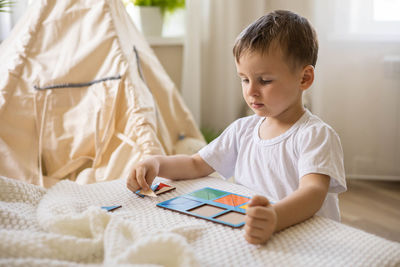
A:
[{"xmin": 198, "ymin": 109, "xmax": 346, "ymax": 221}]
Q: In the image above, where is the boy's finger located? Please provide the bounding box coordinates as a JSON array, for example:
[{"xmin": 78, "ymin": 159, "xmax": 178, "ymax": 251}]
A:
[
  {"xmin": 136, "ymin": 167, "xmax": 150, "ymax": 190},
  {"xmin": 127, "ymin": 178, "xmax": 140, "ymax": 191},
  {"xmin": 127, "ymin": 170, "xmax": 139, "ymax": 191},
  {"xmin": 243, "ymin": 232, "xmax": 263, "ymax": 245},
  {"xmin": 245, "ymin": 206, "xmax": 272, "ymax": 220},
  {"xmin": 244, "ymin": 224, "xmax": 265, "ymax": 238},
  {"xmin": 127, "ymin": 169, "xmax": 136, "ymax": 184},
  {"xmin": 245, "ymin": 214, "xmax": 270, "ymax": 228},
  {"xmin": 248, "ymin": 195, "xmax": 270, "ymax": 207},
  {"xmin": 145, "ymin": 171, "xmax": 156, "ymax": 189},
  {"xmin": 127, "ymin": 181, "xmax": 138, "ymax": 192}
]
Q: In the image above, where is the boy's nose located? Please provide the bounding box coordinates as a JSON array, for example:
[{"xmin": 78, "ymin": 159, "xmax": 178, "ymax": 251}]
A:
[{"xmin": 247, "ymin": 83, "xmax": 259, "ymax": 96}]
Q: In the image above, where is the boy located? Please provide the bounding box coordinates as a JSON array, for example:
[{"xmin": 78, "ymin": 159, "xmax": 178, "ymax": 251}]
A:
[{"xmin": 127, "ymin": 10, "xmax": 346, "ymax": 245}]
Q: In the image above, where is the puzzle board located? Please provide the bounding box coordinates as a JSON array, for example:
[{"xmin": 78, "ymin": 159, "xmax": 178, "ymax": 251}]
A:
[
  {"xmin": 157, "ymin": 187, "xmax": 251, "ymax": 228},
  {"xmin": 135, "ymin": 182, "xmax": 175, "ymax": 197}
]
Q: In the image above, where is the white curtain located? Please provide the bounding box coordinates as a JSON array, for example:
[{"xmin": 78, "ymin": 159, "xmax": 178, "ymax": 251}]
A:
[{"xmin": 181, "ymin": 0, "xmax": 270, "ymax": 130}]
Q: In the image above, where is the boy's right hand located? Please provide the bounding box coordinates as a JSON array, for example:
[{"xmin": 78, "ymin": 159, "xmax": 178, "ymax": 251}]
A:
[
  {"xmin": 244, "ymin": 195, "xmax": 277, "ymax": 245},
  {"xmin": 126, "ymin": 157, "xmax": 160, "ymax": 193}
]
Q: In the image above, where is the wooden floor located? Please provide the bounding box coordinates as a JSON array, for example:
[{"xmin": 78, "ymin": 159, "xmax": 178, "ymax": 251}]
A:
[{"xmin": 339, "ymin": 179, "xmax": 400, "ymax": 243}]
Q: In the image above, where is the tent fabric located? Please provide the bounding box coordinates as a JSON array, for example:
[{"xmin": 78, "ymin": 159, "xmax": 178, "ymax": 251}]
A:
[{"xmin": 0, "ymin": 0, "xmax": 205, "ymax": 188}]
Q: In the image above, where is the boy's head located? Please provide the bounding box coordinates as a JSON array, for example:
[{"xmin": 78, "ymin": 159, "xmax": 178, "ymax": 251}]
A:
[
  {"xmin": 233, "ymin": 10, "xmax": 318, "ymax": 70},
  {"xmin": 234, "ymin": 10, "xmax": 318, "ymax": 119}
]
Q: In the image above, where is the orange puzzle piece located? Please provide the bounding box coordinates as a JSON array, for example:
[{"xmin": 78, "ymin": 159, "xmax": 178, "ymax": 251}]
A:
[{"xmin": 214, "ymin": 194, "xmax": 250, "ymax": 207}]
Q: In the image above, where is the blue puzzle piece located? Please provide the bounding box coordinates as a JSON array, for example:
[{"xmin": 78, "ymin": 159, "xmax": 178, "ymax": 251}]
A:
[
  {"xmin": 135, "ymin": 183, "xmax": 159, "ymax": 197},
  {"xmin": 101, "ymin": 205, "xmax": 122, "ymax": 212}
]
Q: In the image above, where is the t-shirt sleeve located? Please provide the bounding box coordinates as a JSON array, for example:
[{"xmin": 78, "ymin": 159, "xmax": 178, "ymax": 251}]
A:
[
  {"xmin": 297, "ymin": 125, "xmax": 347, "ymax": 193},
  {"xmin": 198, "ymin": 122, "xmax": 238, "ymax": 179}
]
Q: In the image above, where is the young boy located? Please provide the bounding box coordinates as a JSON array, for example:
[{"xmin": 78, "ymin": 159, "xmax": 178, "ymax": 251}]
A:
[{"xmin": 127, "ymin": 10, "xmax": 346, "ymax": 245}]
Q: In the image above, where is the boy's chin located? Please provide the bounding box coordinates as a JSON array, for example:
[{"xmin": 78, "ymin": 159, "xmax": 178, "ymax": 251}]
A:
[
  {"xmin": 252, "ymin": 110, "xmax": 268, "ymax": 117},
  {"xmin": 247, "ymin": 104, "xmax": 273, "ymax": 117}
]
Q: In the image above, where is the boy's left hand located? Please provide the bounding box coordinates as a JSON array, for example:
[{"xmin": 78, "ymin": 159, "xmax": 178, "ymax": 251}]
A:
[{"xmin": 244, "ymin": 195, "xmax": 277, "ymax": 245}]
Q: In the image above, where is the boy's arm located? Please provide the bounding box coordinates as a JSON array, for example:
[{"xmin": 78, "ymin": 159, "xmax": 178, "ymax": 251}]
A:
[
  {"xmin": 273, "ymin": 173, "xmax": 330, "ymax": 231},
  {"xmin": 245, "ymin": 173, "xmax": 330, "ymax": 244},
  {"xmin": 127, "ymin": 154, "xmax": 214, "ymax": 192},
  {"xmin": 158, "ymin": 154, "xmax": 214, "ymax": 180}
]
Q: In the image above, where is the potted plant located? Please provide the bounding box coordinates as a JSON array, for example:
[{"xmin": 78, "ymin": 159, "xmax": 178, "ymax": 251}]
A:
[
  {"xmin": 124, "ymin": 0, "xmax": 185, "ymax": 36},
  {"xmin": 0, "ymin": 0, "xmax": 14, "ymax": 12}
]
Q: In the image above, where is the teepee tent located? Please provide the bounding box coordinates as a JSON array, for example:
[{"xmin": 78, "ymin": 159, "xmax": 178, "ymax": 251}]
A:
[{"xmin": 0, "ymin": 0, "xmax": 205, "ymax": 187}]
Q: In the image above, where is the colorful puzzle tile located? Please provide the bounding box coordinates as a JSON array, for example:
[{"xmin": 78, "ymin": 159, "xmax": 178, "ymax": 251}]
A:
[
  {"xmin": 213, "ymin": 194, "xmax": 250, "ymax": 207},
  {"xmin": 214, "ymin": 211, "xmax": 245, "ymax": 225},
  {"xmin": 135, "ymin": 182, "xmax": 175, "ymax": 197},
  {"xmin": 135, "ymin": 184, "xmax": 158, "ymax": 197},
  {"xmin": 239, "ymin": 203, "xmax": 249, "ymax": 210},
  {"xmin": 154, "ymin": 183, "xmax": 176, "ymax": 195},
  {"xmin": 189, "ymin": 187, "xmax": 227, "ymax": 200},
  {"xmin": 189, "ymin": 204, "xmax": 225, "ymax": 217},
  {"xmin": 161, "ymin": 196, "xmax": 202, "ymax": 210},
  {"xmin": 155, "ymin": 182, "xmax": 170, "ymax": 191},
  {"xmin": 101, "ymin": 205, "xmax": 122, "ymax": 212},
  {"xmin": 157, "ymin": 187, "xmax": 252, "ymax": 228}
]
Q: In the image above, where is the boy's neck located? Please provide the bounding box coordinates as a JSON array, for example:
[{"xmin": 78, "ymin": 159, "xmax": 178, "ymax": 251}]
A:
[{"xmin": 259, "ymin": 105, "xmax": 306, "ymax": 140}]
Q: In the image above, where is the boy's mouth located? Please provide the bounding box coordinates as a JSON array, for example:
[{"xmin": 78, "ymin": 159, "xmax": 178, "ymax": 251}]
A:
[{"xmin": 251, "ymin": 103, "xmax": 264, "ymax": 109}]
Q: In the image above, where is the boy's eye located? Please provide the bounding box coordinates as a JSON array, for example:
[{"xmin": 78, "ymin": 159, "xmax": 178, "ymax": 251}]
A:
[
  {"xmin": 260, "ymin": 79, "xmax": 272, "ymax": 85},
  {"xmin": 241, "ymin": 78, "xmax": 249, "ymax": 84}
]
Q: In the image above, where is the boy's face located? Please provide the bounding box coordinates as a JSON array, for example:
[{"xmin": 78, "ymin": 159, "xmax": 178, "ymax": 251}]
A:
[{"xmin": 236, "ymin": 47, "xmax": 310, "ymax": 120}]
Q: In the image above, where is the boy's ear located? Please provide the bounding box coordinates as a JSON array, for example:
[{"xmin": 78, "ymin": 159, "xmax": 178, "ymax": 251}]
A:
[{"xmin": 300, "ymin": 65, "xmax": 314, "ymax": 90}]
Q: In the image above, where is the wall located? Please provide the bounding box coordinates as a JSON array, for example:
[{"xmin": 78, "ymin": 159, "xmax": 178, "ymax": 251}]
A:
[
  {"xmin": 151, "ymin": 43, "xmax": 183, "ymax": 90},
  {"xmin": 313, "ymin": 40, "xmax": 400, "ymax": 180},
  {"xmin": 312, "ymin": 1, "xmax": 400, "ymax": 180}
]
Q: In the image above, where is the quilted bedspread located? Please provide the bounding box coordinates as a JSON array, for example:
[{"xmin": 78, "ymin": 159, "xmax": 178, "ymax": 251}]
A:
[{"xmin": 0, "ymin": 175, "xmax": 399, "ymax": 266}]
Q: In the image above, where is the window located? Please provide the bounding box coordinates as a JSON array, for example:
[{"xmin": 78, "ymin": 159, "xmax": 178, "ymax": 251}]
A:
[
  {"xmin": 330, "ymin": 0, "xmax": 400, "ymax": 40},
  {"xmin": 373, "ymin": 0, "xmax": 400, "ymax": 21}
]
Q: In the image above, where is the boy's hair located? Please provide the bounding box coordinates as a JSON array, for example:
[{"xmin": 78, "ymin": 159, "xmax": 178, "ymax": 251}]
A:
[{"xmin": 233, "ymin": 10, "xmax": 318, "ymax": 69}]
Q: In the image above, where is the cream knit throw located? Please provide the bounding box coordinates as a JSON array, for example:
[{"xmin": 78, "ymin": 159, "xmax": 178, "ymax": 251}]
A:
[
  {"xmin": 0, "ymin": 175, "xmax": 399, "ymax": 266},
  {"xmin": 0, "ymin": 176, "xmax": 199, "ymax": 266}
]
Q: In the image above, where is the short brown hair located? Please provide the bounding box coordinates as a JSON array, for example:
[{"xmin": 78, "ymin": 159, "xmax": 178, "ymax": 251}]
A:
[{"xmin": 233, "ymin": 10, "xmax": 318, "ymax": 69}]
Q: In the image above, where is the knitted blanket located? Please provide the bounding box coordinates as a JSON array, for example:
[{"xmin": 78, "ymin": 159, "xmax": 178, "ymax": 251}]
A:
[{"xmin": 0, "ymin": 175, "xmax": 399, "ymax": 266}]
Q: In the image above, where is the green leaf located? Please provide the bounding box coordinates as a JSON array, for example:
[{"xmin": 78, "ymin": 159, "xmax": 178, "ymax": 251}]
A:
[
  {"xmin": 0, "ymin": 0, "xmax": 15, "ymax": 13},
  {"xmin": 129, "ymin": 0, "xmax": 185, "ymax": 15},
  {"xmin": 201, "ymin": 127, "xmax": 223, "ymax": 144}
]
